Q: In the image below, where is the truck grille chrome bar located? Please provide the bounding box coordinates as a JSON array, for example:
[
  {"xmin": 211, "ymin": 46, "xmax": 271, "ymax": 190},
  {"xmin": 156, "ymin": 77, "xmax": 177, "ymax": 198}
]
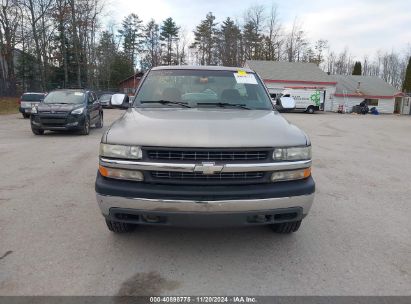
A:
[{"xmin": 99, "ymin": 158, "xmax": 311, "ymax": 173}]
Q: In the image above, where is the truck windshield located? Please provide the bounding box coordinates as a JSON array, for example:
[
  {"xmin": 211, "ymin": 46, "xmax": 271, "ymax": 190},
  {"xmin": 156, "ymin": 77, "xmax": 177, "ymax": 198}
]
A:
[
  {"xmin": 43, "ymin": 91, "xmax": 85, "ymax": 104},
  {"xmin": 134, "ymin": 69, "xmax": 273, "ymax": 110}
]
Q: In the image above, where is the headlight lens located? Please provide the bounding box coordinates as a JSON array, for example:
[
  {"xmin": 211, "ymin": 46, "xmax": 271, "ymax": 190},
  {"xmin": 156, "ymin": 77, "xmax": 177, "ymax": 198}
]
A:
[
  {"xmin": 100, "ymin": 143, "xmax": 142, "ymax": 159},
  {"xmin": 99, "ymin": 165, "xmax": 144, "ymax": 181},
  {"xmin": 271, "ymin": 168, "xmax": 311, "ymax": 182},
  {"xmin": 71, "ymin": 107, "xmax": 85, "ymax": 115},
  {"xmin": 273, "ymin": 146, "xmax": 311, "ymax": 161},
  {"xmin": 31, "ymin": 106, "xmax": 38, "ymax": 114}
]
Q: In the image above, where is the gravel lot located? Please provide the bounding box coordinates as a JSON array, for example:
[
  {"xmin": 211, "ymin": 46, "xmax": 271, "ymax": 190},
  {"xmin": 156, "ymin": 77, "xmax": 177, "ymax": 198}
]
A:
[{"xmin": 0, "ymin": 110, "xmax": 410, "ymax": 296}]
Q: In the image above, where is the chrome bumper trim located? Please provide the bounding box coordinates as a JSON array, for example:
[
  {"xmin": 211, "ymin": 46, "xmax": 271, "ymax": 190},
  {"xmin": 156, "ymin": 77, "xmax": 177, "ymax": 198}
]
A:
[
  {"xmin": 99, "ymin": 158, "xmax": 312, "ymax": 173},
  {"xmin": 96, "ymin": 193, "xmax": 315, "ymax": 216}
]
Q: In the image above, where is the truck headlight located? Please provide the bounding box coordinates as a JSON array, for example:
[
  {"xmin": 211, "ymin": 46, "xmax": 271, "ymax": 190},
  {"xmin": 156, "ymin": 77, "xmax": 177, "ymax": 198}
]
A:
[
  {"xmin": 271, "ymin": 168, "xmax": 311, "ymax": 182},
  {"xmin": 99, "ymin": 165, "xmax": 144, "ymax": 181},
  {"xmin": 71, "ymin": 107, "xmax": 85, "ymax": 115},
  {"xmin": 273, "ymin": 146, "xmax": 311, "ymax": 161},
  {"xmin": 31, "ymin": 106, "xmax": 38, "ymax": 114},
  {"xmin": 100, "ymin": 143, "xmax": 142, "ymax": 159}
]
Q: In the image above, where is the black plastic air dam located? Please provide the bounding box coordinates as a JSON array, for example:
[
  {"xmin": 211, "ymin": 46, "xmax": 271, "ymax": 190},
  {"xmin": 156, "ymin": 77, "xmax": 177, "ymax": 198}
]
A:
[
  {"xmin": 95, "ymin": 172, "xmax": 315, "ymax": 201},
  {"xmin": 106, "ymin": 207, "xmax": 304, "ymax": 227}
]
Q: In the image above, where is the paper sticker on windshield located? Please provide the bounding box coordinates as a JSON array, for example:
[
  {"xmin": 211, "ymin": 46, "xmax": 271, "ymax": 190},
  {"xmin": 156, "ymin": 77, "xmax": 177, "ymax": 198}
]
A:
[
  {"xmin": 234, "ymin": 72, "xmax": 258, "ymax": 84},
  {"xmin": 74, "ymin": 92, "xmax": 84, "ymax": 96}
]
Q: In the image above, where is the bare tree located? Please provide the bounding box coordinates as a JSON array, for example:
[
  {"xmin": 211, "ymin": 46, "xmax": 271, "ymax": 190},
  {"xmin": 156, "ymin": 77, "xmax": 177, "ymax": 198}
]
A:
[
  {"xmin": 0, "ymin": 0, "xmax": 20, "ymax": 95},
  {"xmin": 265, "ymin": 4, "xmax": 282, "ymax": 61},
  {"xmin": 285, "ymin": 18, "xmax": 306, "ymax": 62},
  {"xmin": 21, "ymin": 0, "xmax": 54, "ymax": 90},
  {"xmin": 314, "ymin": 39, "xmax": 328, "ymax": 67}
]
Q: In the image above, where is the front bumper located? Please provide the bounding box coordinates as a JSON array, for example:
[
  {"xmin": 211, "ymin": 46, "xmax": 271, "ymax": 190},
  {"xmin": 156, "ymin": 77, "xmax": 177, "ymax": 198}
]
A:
[
  {"xmin": 19, "ymin": 107, "xmax": 31, "ymax": 114},
  {"xmin": 95, "ymin": 172, "xmax": 315, "ymax": 227}
]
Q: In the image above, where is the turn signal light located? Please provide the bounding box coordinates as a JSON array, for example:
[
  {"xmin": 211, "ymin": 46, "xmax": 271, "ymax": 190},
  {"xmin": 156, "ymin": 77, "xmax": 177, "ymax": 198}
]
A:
[
  {"xmin": 271, "ymin": 167, "xmax": 311, "ymax": 182},
  {"xmin": 99, "ymin": 165, "xmax": 144, "ymax": 181}
]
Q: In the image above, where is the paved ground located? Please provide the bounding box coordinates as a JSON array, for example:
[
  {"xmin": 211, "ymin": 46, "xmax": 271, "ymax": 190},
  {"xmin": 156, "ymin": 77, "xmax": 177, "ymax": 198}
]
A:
[{"xmin": 0, "ymin": 110, "xmax": 410, "ymax": 296}]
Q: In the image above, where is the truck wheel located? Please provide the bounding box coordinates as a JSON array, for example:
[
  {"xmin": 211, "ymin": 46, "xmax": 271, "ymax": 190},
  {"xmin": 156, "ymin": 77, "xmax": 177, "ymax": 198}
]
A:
[
  {"xmin": 80, "ymin": 117, "xmax": 90, "ymax": 135},
  {"xmin": 306, "ymin": 106, "xmax": 315, "ymax": 114},
  {"xmin": 105, "ymin": 219, "xmax": 136, "ymax": 233},
  {"xmin": 31, "ymin": 127, "xmax": 44, "ymax": 135},
  {"xmin": 95, "ymin": 113, "xmax": 103, "ymax": 128},
  {"xmin": 271, "ymin": 220, "xmax": 302, "ymax": 233},
  {"xmin": 23, "ymin": 113, "xmax": 30, "ymax": 119}
]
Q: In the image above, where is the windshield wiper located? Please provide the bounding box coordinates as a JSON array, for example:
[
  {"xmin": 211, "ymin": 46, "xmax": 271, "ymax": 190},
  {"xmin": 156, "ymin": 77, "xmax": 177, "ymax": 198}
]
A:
[
  {"xmin": 197, "ymin": 102, "xmax": 251, "ymax": 110},
  {"xmin": 140, "ymin": 100, "xmax": 191, "ymax": 108}
]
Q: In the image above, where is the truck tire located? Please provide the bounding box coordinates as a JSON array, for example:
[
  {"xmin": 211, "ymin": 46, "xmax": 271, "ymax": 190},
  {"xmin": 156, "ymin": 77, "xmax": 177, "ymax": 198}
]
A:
[
  {"xmin": 80, "ymin": 117, "xmax": 90, "ymax": 135},
  {"xmin": 23, "ymin": 113, "xmax": 30, "ymax": 119},
  {"xmin": 105, "ymin": 219, "xmax": 136, "ymax": 233},
  {"xmin": 306, "ymin": 106, "xmax": 315, "ymax": 114},
  {"xmin": 32, "ymin": 127, "xmax": 44, "ymax": 135},
  {"xmin": 271, "ymin": 220, "xmax": 302, "ymax": 233},
  {"xmin": 95, "ymin": 113, "xmax": 103, "ymax": 128}
]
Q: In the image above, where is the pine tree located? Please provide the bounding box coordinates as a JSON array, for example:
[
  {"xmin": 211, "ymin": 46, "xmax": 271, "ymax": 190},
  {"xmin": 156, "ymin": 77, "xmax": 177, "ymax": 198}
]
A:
[
  {"xmin": 118, "ymin": 14, "xmax": 144, "ymax": 68},
  {"xmin": 191, "ymin": 12, "xmax": 217, "ymax": 65},
  {"xmin": 352, "ymin": 61, "xmax": 362, "ymax": 75},
  {"xmin": 402, "ymin": 57, "xmax": 411, "ymax": 93},
  {"xmin": 141, "ymin": 19, "xmax": 161, "ymax": 70},
  {"xmin": 96, "ymin": 31, "xmax": 133, "ymax": 90},
  {"xmin": 160, "ymin": 18, "xmax": 179, "ymax": 65},
  {"xmin": 242, "ymin": 21, "xmax": 261, "ymax": 60},
  {"xmin": 217, "ymin": 17, "xmax": 241, "ymax": 66}
]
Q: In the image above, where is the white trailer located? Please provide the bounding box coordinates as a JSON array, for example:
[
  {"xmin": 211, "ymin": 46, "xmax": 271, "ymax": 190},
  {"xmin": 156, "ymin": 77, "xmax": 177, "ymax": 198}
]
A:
[{"xmin": 281, "ymin": 89, "xmax": 325, "ymax": 114}]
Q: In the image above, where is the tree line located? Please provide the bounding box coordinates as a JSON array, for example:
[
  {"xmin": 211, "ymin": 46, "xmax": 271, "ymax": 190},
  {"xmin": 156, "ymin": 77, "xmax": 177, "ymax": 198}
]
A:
[{"xmin": 1, "ymin": 1, "xmax": 410, "ymax": 96}]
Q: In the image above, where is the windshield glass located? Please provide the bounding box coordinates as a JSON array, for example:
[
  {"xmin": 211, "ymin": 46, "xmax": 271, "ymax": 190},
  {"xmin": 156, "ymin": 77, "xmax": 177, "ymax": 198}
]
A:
[
  {"xmin": 22, "ymin": 94, "xmax": 44, "ymax": 101},
  {"xmin": 134, "ymin": 69, "xmax": 273, "ymax": 110},
  {"xmin": 43, "ymin": 91, "xmax": 85, "ymax": 104}
]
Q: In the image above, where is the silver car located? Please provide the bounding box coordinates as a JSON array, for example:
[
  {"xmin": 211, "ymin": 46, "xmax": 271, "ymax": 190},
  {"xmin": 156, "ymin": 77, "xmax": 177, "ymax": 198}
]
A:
[
  {"xmin": 95, "ymin": 66, "xmax": 315, "ymax": 234},
  {"xmin": 19, "ymin": 92, "xmax": 45, "ymax": 118}
]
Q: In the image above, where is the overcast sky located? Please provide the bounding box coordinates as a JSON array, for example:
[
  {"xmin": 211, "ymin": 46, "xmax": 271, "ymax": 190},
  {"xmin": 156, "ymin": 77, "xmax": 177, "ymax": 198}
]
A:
[{"xmin": 104, "ymin": 0, "xmax": 411, "ymax": 59}]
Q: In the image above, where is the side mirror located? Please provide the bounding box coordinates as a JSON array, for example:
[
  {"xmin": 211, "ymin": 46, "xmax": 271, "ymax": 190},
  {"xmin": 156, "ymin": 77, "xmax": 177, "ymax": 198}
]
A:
[
  {"xmin": 277, "ymin": 97, "xmax": 296, "ymax": 111},
  {"xmin": 111, "ymin": 94, "xmax": 129, "ymax": 109}
]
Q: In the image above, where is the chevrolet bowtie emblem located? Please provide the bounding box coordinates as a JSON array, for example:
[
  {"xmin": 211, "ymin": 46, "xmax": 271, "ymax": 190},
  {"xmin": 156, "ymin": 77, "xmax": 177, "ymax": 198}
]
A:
[{"xmin": 194, "ymin": 162, "xmax": 223, "ymax": 175}]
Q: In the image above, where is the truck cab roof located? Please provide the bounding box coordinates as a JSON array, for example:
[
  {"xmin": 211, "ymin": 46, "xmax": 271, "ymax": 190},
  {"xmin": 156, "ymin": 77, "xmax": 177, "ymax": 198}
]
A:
[{"xmin": 151, "ymin": 65, "xmax": 255, "ymax": 73}]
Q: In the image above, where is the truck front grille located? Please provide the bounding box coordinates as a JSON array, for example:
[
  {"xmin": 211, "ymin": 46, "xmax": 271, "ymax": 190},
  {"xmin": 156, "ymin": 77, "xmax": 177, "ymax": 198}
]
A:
[
  {"xmin": 145, "ymin": 148, "xmax": 269, "ymax": 162},
  {"xmin": 150, "ymin": 171, "xmax": 266, "ymax": 184}
]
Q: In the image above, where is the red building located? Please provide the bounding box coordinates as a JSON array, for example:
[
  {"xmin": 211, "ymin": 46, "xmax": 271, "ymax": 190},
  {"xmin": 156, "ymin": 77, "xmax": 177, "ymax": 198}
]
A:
[{"xmin": 118, "ymin": 72, "xmax": 144, "ymax": 95}]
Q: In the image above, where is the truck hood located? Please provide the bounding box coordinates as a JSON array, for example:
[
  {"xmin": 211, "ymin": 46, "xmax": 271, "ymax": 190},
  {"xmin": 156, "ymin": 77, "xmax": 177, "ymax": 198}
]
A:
[{"xmin": 105, "ymin": 108, "xmax": 308, "ymax": 148}]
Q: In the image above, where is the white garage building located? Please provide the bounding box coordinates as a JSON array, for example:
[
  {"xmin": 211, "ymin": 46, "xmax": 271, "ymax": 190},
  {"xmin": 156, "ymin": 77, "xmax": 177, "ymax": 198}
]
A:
[
  {"xmin": 331, "ymin": 75, "xmax": 404, "ymax": 114},
  {"xmin": 245, "ymin": 60, "xmax": 404, "ymax": 114}
]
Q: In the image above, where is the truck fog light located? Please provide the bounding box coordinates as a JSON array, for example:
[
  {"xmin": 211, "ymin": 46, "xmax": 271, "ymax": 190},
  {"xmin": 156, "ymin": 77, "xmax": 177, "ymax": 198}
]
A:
[
  {"xmin": 271, "ymin": 168, "xmax": 311, "ymax": 182},
  {"xmin": 99, "ymin": 165, "xmax": 144, "ymax": 181}
]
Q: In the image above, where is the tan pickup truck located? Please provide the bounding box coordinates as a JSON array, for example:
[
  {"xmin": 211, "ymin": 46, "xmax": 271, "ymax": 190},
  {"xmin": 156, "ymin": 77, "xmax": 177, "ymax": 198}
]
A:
[{"xmin": 95, "ymin": 66, "xmax": 315, "ymax": 234}]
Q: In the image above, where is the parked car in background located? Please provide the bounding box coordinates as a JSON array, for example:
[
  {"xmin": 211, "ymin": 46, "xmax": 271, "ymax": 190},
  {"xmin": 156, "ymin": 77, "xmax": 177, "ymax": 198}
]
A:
[
  {"xmin": 19, "ymin": 92, "xmax": 45, "ymax": 118},
  {"xmin": 30, "ymin": 89, "xmax": 103, "ymax": 135},
  {"xmin": 96, "ymin": 66, "xmax": 314, "ymax": 234},
  {"xmin": 97, "ymin": 92, "xmax": 117, "ymax": 108}
]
